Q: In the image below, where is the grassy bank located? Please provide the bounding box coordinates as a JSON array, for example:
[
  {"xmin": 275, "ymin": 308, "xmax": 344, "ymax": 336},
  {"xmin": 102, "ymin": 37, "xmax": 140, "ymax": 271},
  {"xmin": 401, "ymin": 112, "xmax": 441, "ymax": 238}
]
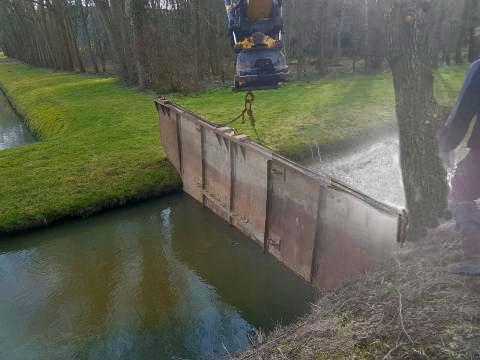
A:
[
  {"xmin": 0, "ymin": 61, "xmax": 181, "ymax": 234},
  {"xmin": 0, "ymin": 60, "xmax": 468, "ymax": 234}
]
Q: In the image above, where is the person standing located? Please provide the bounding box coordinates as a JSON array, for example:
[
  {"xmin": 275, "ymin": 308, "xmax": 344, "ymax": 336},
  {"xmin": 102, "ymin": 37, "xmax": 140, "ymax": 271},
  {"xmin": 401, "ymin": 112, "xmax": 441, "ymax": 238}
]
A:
[{"xmin": 440, "ymin": 59, "xmax": 480, "ymax": 276}]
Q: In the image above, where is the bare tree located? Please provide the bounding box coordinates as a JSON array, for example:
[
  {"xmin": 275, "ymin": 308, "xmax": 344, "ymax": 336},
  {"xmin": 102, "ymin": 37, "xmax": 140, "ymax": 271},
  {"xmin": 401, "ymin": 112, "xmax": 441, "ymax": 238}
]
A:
[
  {"xmin": 76, "ymin": 0, "xmax": 99, "ymax": 73},
  {"xmin": 385, "ymin": 0, "xmax": 449, "ymax": 240},
  {"xmin": 0, "ymin": 0, "xmax": 470, "ymax": 91}
]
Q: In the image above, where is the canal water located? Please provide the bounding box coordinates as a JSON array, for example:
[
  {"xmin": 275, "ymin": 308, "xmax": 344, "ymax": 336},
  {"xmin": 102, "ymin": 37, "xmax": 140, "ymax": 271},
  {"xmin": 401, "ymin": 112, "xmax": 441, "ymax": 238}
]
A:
[
  {"xmin": 0, "ymin": 196, "xmax": 316, "ymax": 359},
  {"xmin": 0, "ymin": 91, "xmax": 35, "ymax": 150},
  {"xmin": 0, "ymin": 91, "xmax": 315, "ymax": 359}
]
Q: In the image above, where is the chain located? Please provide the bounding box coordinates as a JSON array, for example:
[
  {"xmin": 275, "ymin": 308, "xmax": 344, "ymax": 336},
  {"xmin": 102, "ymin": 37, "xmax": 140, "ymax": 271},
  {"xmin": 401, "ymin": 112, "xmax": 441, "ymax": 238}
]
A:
[
  {"xmin": 224, "ymin": 91, "xmax": 255, "ymax": 127},
  {"xmin": 224, "ymin": 90, "xmax": 263, "ymax": 141}
]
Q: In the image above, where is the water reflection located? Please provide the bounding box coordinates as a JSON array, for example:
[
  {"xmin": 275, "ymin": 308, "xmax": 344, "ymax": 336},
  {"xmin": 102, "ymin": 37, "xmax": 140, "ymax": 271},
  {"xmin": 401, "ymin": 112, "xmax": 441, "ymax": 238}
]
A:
[
  {"xmin": 0, "ymin": 195, "xmax": 315, "ymax": 359},
  {"xmin": 0, "ymin": 92, "xmax": 35, "ymax": 150}
]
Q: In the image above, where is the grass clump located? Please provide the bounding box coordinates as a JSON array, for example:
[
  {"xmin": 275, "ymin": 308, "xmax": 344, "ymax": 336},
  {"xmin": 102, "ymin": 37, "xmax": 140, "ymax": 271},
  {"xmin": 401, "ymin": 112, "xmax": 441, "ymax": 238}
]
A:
[{"xmin": 0, "ymin": 61, "xmax": 181, "ymax": 234}]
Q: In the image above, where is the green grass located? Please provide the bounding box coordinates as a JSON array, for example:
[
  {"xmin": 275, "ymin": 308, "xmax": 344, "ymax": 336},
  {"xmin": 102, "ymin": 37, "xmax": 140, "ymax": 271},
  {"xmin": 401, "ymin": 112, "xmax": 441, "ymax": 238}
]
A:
[
  {"xmin": 435, "ymin": 64, "xmax": 470, "ymax": 105},
  {"xmin": 0, "ymin": 61, "xmax": 181, "ymax": 234},
  {"xmin": 174, "ymin": 74, "xmax": 398, "ymax": 158},
  {"xmin": 0, "ymin": 60, "xmax": 469, "ymax": 234}
]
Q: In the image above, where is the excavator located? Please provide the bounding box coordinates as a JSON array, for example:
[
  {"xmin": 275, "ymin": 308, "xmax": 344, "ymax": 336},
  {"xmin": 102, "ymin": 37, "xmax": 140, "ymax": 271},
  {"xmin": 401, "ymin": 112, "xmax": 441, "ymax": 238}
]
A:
[{"xmin": 225, "ymin": 0, "xmax": 288, "ymax": 91}]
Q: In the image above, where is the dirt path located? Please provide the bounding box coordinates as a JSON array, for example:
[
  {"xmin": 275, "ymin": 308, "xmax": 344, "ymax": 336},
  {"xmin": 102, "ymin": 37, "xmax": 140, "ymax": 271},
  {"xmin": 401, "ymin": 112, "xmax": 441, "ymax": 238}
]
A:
[{"xmin": 305, "ymin": 133, "xmax": 406, "ymax": 208}]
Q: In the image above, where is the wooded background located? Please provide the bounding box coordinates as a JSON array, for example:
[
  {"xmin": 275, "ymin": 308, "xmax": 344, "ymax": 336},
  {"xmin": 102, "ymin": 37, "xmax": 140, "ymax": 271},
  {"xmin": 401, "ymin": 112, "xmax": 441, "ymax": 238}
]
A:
[{"xmin": 1, "ymin": 0, "xmax": 478, "ymax": 92}]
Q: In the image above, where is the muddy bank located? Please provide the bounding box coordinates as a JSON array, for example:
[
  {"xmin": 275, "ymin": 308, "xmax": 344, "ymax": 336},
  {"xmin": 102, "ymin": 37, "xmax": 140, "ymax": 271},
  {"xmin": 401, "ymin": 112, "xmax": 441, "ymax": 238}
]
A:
[{"xmin": 305, "ymin": 132, "xmax": 406, "ymax": 208}]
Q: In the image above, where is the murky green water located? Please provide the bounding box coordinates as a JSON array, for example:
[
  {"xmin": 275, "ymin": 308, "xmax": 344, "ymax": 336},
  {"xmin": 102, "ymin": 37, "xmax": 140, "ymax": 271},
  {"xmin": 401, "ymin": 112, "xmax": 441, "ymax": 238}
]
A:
[
  {"xmin": 0, "ymin": 89, "xmax": 314, "ymax": 359},
  {"xmin": 0, "ymin": 195, "xmax": 316, "ymax": 359},
  {"xmin": 0, "ymin": 91, "xmax": 35, "ymax": 150}
]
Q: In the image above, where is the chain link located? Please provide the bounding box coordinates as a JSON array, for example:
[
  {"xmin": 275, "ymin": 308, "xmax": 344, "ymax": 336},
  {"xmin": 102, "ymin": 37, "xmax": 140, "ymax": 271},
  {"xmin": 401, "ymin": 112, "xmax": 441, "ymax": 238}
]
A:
[{"xmin": 224, "ymin": 90, "xmax": 263, "ymax": 141}]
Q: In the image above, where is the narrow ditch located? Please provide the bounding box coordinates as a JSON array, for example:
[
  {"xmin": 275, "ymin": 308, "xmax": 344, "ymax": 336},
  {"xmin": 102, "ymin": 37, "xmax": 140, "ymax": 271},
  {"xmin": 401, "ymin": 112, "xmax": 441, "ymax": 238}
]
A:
[{"xmin": 0, "ymin": 90, "xmax": 36, "ymax": 150}]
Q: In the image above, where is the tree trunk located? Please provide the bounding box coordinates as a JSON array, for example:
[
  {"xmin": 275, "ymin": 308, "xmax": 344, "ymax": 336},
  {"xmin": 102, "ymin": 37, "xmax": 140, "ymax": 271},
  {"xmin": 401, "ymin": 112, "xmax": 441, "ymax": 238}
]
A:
[
  {"xmin": 94, "ymin": 0, "xmax": 131, "ymax": 80},
  {"xmin": 131, "ymin": 0, "xmax": 147, "ymax": 88},
  {"xmin": 468, "ymin": 24, "xmax": 480, "ymax": 62},
  {"xmin": 115, "ymin": 0, "xmax": 136, "ymax": 84},
  {"xmin": 317, "ymin": 0, "xmax": 329, "ymax": 76},
  {"xmin": 77, "ymin": 0, "xmax": 99, "ymax": 73},
  {"xmin": 335, "ymin": 0, "xmax": 346, "ymax": 63},
  {"xmin": 66, "ymin": 15, "xmax": 85, "ymax": 72},
  {"xmin": 364, "ymin": 0, "xmax": 370, "ymax": 72},
  {"xmin": 191, "ymin": 0, "xmax": 201, "ymax": 84},
  {"xmin": 455, "ymin": 0, "xmax": 477, "ymax": 64},
  {"xmin": 385, "ymin": 0, "xmax": 449, "ymax": 240}
]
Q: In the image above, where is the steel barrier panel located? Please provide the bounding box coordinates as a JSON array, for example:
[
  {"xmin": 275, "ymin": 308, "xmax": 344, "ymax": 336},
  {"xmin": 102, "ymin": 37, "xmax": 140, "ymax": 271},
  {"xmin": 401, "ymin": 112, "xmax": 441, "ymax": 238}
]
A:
[
  {"xmin": 266, "ymin": 158, "xmax": 322, "ymax": 281},
  {"xmin": 178, "ymin": 112, "xmax": 204, "ymax": 202},
  {"xmin": 157, "ymin": 103, "xmax": 181, "ymax": 173},
  {"xmin": 312, "ymin": 185, "xmax": 400, "ymax": 289},
  {"xmin": 155, "ymin": 98, "xmax": 407, "ymax": 289},
  {"xmin": 231, "ymin": 143, "xmax": 271, "ymax": 245},
  {"xmin": 203, "ymin": 129, "xmax": 232, "ymax": 221}
]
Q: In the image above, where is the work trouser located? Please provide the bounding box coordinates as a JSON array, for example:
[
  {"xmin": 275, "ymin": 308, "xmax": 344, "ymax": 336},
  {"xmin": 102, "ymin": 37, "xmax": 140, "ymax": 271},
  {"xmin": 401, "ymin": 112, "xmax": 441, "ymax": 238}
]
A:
[{"xmin": 450, "ymin": 149, "xmax": 480, "ymax": 258}]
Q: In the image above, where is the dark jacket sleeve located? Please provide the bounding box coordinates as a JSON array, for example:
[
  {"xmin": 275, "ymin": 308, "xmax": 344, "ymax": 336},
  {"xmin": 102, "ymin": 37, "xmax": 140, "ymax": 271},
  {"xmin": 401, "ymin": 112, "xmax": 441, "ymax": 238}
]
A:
[{"xmin": 439, "ymin": 60, "xmax": 480, "ymax": 152}]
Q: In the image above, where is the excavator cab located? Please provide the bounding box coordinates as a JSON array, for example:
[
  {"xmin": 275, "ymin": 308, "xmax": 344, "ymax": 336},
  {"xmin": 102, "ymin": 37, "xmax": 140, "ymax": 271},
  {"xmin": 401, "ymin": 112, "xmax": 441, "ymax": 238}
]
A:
[{"xmin": 225, "ymin": 0, "xmax": 288, "ymax": 91}]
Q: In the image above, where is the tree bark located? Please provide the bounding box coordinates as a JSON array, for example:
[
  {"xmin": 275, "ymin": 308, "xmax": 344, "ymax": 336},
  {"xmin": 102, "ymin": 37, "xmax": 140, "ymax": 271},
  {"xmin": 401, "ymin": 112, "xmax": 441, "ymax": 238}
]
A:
[
  {"xmin": 66, "ymin": 14, "xmax": 85, "ymax": 72},
  {"xmin": 385, "ymin": 0, "xmax": 449, "ymax": 240},
  {"xmin": 93, "ymin": 0, "xmax": 131, "ymax": 80},
  {"xmin": 76, "ymin": 0, "xmax": 99, "ymax": 73},
  {"xmin": 191, "ymin": 0, "xmax": 201, "ymax": 84},
  {"xmin": 468, "ymin": 2, "xmax": 480, "ymax": 63},
  {"xmin": 455, "ymin": 0, "xmax": 477, "ymax": 64},
  {"xmin": 131, "ymin": 0, "xmax": 147, "ymax": 88},
  {"xmin": 335, "ymin": 0, "xmax": 347, "ymax": 63}
]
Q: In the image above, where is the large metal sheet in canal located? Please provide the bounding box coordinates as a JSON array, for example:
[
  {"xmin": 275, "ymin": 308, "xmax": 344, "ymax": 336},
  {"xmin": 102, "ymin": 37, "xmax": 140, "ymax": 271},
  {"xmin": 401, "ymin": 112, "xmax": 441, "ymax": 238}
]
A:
[
  {"xmin": 155, "ymin": 98, "xmax": 407, "ymax": 290},
  {"xmin": 0, "ymin": 195, "xmax": 315, "ymax": 359}
]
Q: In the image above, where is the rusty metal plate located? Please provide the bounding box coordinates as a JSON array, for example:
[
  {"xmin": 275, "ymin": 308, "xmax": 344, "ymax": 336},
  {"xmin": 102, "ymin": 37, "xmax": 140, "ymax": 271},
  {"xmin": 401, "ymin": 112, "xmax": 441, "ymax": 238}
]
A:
[
  {"xmin": 157, "ymin": 102, "xmax": 181, "ymax": 173},
  {"xmin": 265, "ymin": 159, "xmax": 321, "ymax": 281},
  {"xmin": 312, "ymin": 186, "xmax": 400, "ymax": 289},
  {"xmin": 178, "ymin": 113, "xmax": 204, "ymax": 202},
  {"xmin": 155, "ymin": 97, "xmax": 407, "ymax": 290},
  {"xmin": 230, "ymin": 143, "xmax": 270, "ymax": 245},
  {"xmin": 203, "ymin": 129, "xmax": 232, "ymax": 221}
]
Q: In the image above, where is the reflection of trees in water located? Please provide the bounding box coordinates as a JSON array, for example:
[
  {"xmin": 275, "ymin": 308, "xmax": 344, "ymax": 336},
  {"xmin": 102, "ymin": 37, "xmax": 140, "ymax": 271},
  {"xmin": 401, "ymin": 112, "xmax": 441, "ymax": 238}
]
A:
[
  {"xmin": 0, "ymin": 225, "xmax": 121, "ymax": 359},
  {"xmin": 0, "ymin": 197, "xmax": 258, "ymax": 359},
  {"xmin": 168, "ymin": 196, "xmax": 316, "ymax": 332},
  {"xmin": 159, "ymin": 205, "xmax": 252, "ymax": 358}
]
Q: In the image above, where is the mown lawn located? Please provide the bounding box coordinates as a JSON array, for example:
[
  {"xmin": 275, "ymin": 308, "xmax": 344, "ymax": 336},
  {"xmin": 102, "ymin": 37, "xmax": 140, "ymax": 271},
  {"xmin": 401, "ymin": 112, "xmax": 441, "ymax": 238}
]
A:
[
  {"xmin": 0, "ymin": 59, "xmax": 469, "ymax": 234},
  {"xmin": 0, "ymin": 61, "xmax": 181, "ymax": 234}
]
